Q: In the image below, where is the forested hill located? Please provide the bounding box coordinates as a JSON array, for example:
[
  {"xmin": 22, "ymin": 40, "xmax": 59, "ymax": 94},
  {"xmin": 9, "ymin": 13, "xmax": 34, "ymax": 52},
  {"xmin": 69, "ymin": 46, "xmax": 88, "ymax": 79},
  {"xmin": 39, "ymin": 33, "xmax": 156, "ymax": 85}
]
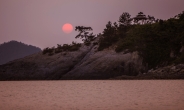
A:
[
  {"xmin": 97, "ymin": 11, "xmax": 184, "ymax": 69},
  {"xmin": 0, "ymin": 41, "xmax": 41, "ymax": 65},
  {"xmin": 0, "ymin": 11, "xmax": 184, "ymax": 80}
]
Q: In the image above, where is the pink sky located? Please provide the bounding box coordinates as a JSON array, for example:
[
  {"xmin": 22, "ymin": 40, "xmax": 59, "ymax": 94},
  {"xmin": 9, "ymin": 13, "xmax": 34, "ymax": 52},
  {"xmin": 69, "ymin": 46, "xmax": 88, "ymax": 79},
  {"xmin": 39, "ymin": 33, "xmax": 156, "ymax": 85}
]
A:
[{"xmin": 0, "ymin": 0, "xmax": 184, "ymax": 49}]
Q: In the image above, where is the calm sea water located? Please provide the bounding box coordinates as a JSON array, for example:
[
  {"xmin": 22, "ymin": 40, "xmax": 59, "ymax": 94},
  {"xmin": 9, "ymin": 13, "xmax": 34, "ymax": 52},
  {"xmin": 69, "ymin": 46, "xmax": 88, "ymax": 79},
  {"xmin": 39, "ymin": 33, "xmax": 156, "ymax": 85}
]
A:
[{"xmin": 0, "ymin": 80, "xmax": 184, "ymax": 110}]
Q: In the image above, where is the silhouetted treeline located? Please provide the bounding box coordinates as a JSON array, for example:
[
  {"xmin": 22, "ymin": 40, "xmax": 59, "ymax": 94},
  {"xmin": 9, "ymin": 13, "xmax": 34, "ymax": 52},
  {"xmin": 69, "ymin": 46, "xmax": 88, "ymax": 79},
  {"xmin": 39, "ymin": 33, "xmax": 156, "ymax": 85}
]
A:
[
  {"xmin": 42, "ymin": 11, "xmax": 184, "ymax": 69},
  {"xmin": 42, "ymin": 41, "xmax": 81, "ymax": 56},
  {"xmin": 98, "ymin": 11, "xmax": 184, "ymax": 69},
  {"xmin": 42, "ymin": 26, "xmax": 96, "ymax": 56}
]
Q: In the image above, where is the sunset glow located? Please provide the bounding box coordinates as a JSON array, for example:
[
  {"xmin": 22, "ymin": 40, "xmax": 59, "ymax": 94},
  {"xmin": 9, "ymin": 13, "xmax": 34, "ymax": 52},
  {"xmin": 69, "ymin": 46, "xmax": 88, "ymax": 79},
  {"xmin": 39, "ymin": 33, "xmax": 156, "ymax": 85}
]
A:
[{"xmin": 62, "ymin": 23, "xmax": 73, "ymax": 34}]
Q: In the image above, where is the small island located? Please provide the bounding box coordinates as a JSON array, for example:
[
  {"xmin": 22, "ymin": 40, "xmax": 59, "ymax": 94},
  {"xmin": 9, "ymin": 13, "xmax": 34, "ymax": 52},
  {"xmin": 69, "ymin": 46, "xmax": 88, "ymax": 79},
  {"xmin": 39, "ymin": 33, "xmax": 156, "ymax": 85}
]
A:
[{"xmin": 0, "ymin": 11, "xmax": 184, "ymax": 80}]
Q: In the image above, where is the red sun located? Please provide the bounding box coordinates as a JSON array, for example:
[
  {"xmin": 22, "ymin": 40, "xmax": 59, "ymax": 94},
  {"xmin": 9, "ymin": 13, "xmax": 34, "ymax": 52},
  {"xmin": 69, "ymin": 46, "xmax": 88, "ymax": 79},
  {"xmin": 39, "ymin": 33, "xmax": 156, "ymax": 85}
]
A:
[{"xmin": 62, "ymin": 23, "xmax": 73, "ymax": 33}]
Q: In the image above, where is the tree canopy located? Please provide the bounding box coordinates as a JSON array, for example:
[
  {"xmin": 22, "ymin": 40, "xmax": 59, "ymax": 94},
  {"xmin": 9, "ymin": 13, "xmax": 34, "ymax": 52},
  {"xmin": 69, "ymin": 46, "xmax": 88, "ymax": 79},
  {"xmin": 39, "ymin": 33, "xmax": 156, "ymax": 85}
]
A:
[
  {"xmin": 98, "ymin": 11, "xmax": 184, "ymax": 68},
  {"xmin": 75, "ymin": 26, "xmax": 95, "ymax": 43}
]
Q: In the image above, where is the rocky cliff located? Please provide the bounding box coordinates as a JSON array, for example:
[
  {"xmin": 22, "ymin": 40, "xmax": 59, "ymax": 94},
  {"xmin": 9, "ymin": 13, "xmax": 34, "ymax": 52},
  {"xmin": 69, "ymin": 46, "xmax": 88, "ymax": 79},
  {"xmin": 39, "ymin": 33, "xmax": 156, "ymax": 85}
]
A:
[
  {"xmin": 137, "ymin": 64, "xmax": 184, "ymax": 79},
  {"xmin": 112, "ymin": 64, "xmax": 184, "ymax": 79},
  {"xmin": 0, "ymin": 38, "xmax": 146, "ymax": 80},
  {"xmin": 1, "ymin": 37, "xmax": 184, "ymax": 80}
]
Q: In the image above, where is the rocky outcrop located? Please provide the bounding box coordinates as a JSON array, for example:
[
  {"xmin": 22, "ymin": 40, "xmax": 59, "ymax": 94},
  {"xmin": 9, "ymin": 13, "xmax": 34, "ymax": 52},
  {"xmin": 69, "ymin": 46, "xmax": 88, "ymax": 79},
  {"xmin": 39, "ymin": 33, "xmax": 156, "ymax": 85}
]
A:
[
  {"xmin": 62, "ymin": 49, "xmax": 145, "ymax": 79},
  {"xmin": 111, "ymin": 64, "xmax": 184, "ymax": 79},
  {"xmin": 2, "ymin": 37, "xmax": 183, "ymax": 80},
  {"xmin": 137, "ymin": 64, "xmax": 184, "ymax": 79},
  {"xmin": 0, "ymin": 43, "xmax": 93, "ymax": 80},
  {"xmin": 0, "ymin": 38, "xmax": 146, "ymax": 80}
]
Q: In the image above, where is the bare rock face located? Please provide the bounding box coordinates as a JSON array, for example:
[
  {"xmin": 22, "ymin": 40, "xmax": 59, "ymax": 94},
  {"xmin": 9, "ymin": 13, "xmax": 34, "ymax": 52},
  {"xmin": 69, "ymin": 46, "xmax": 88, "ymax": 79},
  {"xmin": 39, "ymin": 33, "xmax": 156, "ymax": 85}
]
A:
[
  {"xmin": 0, "ymin": 38, "xmax": 146, "ymax": 80},
  {"xmin": 62, "ymin": 48, "xmax": 145, "ymax": 79},
  {"xmin": 0, "ymin": 44, "xmax": 93, "ymax": 80},
  {"xmin": 137, "ymin": 64, "xmax": 184, "ymax": 79}
]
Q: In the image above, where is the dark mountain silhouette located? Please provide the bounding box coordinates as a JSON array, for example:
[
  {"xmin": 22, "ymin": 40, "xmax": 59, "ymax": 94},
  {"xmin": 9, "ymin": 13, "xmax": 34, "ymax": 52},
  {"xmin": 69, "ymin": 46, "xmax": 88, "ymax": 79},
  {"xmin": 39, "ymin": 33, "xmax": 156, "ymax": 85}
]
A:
[{"xmin": 0, "ymin": 40, "xmax": 41, "ymax": 65}]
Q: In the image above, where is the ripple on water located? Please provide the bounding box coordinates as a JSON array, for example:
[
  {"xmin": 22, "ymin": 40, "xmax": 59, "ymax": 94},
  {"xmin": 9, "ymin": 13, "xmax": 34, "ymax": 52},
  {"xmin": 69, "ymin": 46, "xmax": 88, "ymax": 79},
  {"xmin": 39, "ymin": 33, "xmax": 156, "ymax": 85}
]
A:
[{"xmin": 0, "ymin": 80, "xmax": 184, "ymax": 110}]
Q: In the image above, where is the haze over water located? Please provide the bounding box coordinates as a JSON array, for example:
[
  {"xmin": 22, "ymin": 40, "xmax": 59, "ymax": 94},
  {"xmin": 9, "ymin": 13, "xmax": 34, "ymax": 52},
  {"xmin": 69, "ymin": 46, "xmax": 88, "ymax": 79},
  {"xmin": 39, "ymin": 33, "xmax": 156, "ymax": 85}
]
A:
[{"xmin": 0, "ymin": 80, "xmax": 184, "ymax": 110}]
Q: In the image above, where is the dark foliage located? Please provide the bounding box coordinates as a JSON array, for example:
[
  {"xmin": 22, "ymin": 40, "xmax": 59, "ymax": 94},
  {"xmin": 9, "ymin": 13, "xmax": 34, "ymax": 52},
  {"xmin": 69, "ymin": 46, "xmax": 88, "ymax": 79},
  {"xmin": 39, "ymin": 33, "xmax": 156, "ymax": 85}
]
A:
[
  {"xmin": 75, "ymin": 26, "xmax": 95, "ymax": 44},
  {"xmin": 98, "ymin": 11, "xmax": 184, "ymax": 69},
  {"xmin": 42, "ymin": 47, "xmax": 55, "ymax": 55},
  {"xmin": 98, "ymin": 21, "xmax": 119, "ymax": 50},
  {"xmin": 42, "ymin": 42, "xmax": 81, "ymax": 55},
  {"xmin": 119, "ymin": 12, "xmax": 132, "ymax": 26}
]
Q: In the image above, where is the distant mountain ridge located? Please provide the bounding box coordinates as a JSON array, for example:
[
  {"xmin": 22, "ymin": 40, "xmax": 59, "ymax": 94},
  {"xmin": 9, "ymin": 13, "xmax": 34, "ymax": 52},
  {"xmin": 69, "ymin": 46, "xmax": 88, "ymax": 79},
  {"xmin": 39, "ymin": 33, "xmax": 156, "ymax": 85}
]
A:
[{"xmin": 0, "ymin": 40, "xmax": 41, "ymax": 65}]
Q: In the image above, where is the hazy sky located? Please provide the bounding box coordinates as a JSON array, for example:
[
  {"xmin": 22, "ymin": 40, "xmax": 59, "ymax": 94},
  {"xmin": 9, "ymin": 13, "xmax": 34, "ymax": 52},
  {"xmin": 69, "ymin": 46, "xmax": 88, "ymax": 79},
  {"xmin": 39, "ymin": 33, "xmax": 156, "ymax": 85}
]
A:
[{"xmin": 0, "ymin": 0, "xmax": 184, "ymax": 49}]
